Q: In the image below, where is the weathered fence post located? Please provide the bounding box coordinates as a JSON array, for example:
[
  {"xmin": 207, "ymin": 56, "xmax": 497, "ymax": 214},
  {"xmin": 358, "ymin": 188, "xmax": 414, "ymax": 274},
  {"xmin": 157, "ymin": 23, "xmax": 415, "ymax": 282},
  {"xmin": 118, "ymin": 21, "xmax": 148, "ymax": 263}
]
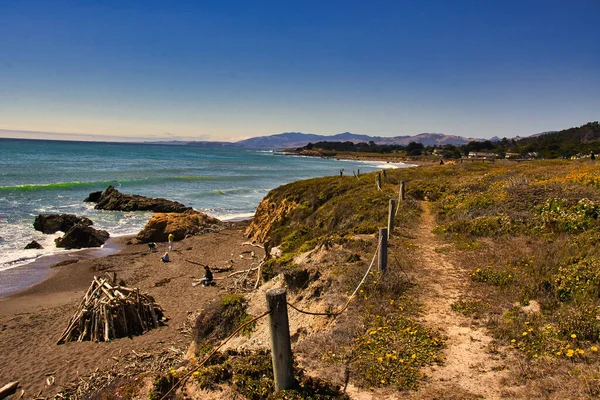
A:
[
  {"xmin": 399, "ymin": 181, "xmax": 405, "ymax": 201},
  {"xmin": 376, "ymin": 173, "xmax": 382, "ymax": 191},
  {"xmin": 378, "ymin": 228, "xmax": 388, "ymax": 273},
  {"xmin": 387, "ymin": 199, "xmax": 396, "ymax": 239},
  {"xmin": 266, "ymin": 288, "xmax": 295, "ymax": 392}
]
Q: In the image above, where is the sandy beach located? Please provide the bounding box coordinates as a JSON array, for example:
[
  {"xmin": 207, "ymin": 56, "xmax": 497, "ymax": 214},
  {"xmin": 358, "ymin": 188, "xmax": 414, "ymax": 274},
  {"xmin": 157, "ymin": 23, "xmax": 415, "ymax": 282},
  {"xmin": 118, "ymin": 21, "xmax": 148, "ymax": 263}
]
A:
[{"xmin": 0, "ymin": 220, "xmax": 262, "ymax": 398}]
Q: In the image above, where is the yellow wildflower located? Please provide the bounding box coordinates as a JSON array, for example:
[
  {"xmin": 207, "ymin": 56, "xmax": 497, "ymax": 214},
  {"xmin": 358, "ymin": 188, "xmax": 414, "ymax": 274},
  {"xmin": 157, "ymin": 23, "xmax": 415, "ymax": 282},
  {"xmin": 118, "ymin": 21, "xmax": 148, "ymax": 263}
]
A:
[
  {"xmin": 571, "ymin": 334, "xmax": 577, "ymax": 339},
  {"xmin": 378, "ymin": 357, "xmax": 383, "ymax": 362},
  {"xmin": 193, "ymin": 371, "xmax": 200, "ymax": 377},
  {"xmin": 591, "ymin": 346, "xmax": 598, "ymax": 352},
  {"xmin": 522, "ymin": 332, "xmax": 528, "ymax": 336},
  {"xmin": 577, "ymin": 349, "xmax": 585, "ymax": 355},
  {"xmin": 566, "ymin": 349, "xmax": 575, "ymax": 358},
  {"xmin": 511, "ymin": 339, "xmax": 516, "ymax": 343}
]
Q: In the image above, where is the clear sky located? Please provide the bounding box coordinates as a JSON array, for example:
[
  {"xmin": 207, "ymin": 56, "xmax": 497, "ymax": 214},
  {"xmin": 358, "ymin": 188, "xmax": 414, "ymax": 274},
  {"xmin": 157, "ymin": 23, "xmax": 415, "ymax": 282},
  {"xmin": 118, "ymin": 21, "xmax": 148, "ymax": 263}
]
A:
[{"xmin": 1, "ymin": 0, "xmax": 598, "ymax": 142}]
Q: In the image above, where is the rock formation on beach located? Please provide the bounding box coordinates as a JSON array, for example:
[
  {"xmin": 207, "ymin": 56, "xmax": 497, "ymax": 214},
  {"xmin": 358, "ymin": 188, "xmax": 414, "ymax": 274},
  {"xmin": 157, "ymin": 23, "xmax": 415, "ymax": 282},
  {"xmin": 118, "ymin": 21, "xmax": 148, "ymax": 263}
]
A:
[
  {"xmin": 83, "ymin": 190, "xmax": 103, "ymax": 202},
  {"xmin": 134, "ymin": 210, "xmax": 222, "ymax": 243},
  {"xmin": 87, "ymin": 186, "xmax": 191, "ymax": 213},
  {"xmin": 24, "ymin": 240, "xmax": 44, "ymax": 249},
  {"xmin": 55, "ymin": 225, "xmax": 109, "ymax": 249},
  {"xmin": 33, "ymin": 214, "xmax": 93, "ymax": 234}
]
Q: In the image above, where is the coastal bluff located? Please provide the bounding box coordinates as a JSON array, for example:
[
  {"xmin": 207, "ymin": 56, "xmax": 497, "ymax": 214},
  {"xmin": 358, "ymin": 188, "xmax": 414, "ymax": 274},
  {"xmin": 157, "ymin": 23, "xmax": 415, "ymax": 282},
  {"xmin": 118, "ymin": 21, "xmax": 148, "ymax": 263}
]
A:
[{"xmin": 86, "ymin": 186, "xmax": 191, "ymax": 213}]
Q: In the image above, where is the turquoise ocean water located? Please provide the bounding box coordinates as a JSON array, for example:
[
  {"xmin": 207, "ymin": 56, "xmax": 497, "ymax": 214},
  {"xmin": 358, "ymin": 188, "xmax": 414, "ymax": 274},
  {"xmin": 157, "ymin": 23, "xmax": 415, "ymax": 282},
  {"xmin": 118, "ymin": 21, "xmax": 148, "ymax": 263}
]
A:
[{"xmin": 0, "ymin": 138, "xmax": 412, "ymax": 278}]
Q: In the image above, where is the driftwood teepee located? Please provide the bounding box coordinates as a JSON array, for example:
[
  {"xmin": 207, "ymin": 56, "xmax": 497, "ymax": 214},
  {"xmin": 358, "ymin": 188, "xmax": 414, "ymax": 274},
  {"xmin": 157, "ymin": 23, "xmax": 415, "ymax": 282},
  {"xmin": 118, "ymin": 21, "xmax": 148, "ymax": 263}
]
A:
[{"xmin": 57, "ymin": 276, "xmax": 165, "ymax": 344}]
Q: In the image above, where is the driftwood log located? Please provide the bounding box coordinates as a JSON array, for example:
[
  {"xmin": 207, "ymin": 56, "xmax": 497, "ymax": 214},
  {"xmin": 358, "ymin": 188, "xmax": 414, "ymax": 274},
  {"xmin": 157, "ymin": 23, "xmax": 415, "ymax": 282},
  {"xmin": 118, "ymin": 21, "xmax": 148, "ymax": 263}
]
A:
[
  {"xmin": 0, "ymin": 381, "xmax": 18, "ymax": 400},
  {"xmin": 57, "ymin": 277, "xmax": 165, "ymax": 344}
]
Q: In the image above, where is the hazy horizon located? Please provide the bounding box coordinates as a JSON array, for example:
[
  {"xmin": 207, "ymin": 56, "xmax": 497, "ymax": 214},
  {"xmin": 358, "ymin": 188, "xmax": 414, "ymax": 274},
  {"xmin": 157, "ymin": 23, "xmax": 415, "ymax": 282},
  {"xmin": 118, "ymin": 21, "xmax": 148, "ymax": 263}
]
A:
[
  {"xmin": 1, "ymin": 1, "xmax": 598, "ymax": 142},
  {"xmin": 0, "ymin": 124, "xmax": 574, "ymax": 144}
]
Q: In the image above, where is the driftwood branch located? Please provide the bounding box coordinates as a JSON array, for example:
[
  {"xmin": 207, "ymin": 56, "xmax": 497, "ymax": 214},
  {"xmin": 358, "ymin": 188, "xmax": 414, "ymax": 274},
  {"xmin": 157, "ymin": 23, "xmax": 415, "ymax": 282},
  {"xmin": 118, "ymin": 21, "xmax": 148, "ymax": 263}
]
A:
[
  {"xmin": 57, "ymin": 277, "xmax": 165, "ymax": 344},
  {"xmin": 0, "ymin": 381, "xmax": 19, "ymax": 400},
  {"xmin": 242, "ymin": 241, "xmax": 264, "ymax": 249}
]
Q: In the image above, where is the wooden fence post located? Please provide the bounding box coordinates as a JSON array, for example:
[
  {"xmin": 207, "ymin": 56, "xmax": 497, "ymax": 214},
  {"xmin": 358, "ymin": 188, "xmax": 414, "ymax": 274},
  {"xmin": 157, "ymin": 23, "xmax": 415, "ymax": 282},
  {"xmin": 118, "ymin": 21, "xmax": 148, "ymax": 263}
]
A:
[
  {"xmin": 266, "ymin": 288, "xmax": 295, "ymax": 392},
  {"xmin": 376, "ymin": 173, "xmax": 382, "ymax": 191},
  {"xmin": 378, "ymin": 228, "xmax": 388, "ymax": 273},
  {"xmin": 387, "ymin": 199, "xmax": 396, "ymax": 239},
  {"xmin": 399, "ymin": 181, "xmax": 405, "ymax": 201}
]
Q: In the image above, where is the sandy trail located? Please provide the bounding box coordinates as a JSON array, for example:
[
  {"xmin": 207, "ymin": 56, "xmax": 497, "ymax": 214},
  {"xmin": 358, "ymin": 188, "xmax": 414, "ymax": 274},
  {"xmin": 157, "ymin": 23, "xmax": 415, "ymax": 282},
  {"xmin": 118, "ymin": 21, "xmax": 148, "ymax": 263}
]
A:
[{"xmin": 408, "ymin": 202, "xmax": 510, "ymax": 399}]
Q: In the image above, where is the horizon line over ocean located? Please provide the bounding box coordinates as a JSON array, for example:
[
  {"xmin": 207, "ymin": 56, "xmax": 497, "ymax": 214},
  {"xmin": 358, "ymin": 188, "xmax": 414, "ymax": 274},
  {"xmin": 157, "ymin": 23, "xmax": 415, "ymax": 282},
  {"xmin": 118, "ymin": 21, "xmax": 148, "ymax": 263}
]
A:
[{"xmin": 0, "ymin": 138, "xmax": 414, "ymax": 295}]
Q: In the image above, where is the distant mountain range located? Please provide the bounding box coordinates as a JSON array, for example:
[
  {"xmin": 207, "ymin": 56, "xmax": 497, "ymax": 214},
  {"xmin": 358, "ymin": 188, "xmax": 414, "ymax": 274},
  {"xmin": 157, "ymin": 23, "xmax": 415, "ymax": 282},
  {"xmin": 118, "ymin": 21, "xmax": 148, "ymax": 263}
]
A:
[{"xmin": 233, "ymin": 132, "xmax": 480, "ymax": 149}]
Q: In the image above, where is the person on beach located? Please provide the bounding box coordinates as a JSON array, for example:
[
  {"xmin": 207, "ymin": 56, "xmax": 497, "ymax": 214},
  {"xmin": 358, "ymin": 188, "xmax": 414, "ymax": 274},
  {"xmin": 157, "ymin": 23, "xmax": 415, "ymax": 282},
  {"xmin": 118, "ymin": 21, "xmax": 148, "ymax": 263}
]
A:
[
  {"xmin": 168, "ymin": 233, "xmax": 174, "ymax": 251},
  {"xmin": 200, "ymin": 265, "xmax": 213, "ymax": 287},
  {"xmin": 161, "ymin": 252, "xmax": 170, "ymax": 263},
  {"xmin": 148, "ymin": 242, "xmax": 157, "ymax": 252}
]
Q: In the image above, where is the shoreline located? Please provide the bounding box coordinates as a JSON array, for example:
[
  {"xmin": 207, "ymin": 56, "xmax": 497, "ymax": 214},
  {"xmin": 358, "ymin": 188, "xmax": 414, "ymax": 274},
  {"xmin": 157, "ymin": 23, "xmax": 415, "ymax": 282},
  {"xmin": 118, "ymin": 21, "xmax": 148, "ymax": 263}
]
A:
[
  {"xmin": 0, "ymin": 220, "xmax": 258, "ymax": 397},
  {"xmin": 278, "ymin": 149, "xmax": 437, "ymax": 166},
  {"xmin": 0, "ymin": 236, "xmax": 128, "ymax": 298}
]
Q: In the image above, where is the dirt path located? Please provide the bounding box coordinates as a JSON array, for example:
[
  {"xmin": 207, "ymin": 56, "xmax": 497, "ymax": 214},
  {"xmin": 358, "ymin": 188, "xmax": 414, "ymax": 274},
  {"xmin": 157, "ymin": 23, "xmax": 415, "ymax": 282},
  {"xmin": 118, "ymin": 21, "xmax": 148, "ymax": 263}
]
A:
[{"xmin": 406, "ymin": 202, "xmax": 510, "ymax": 399}]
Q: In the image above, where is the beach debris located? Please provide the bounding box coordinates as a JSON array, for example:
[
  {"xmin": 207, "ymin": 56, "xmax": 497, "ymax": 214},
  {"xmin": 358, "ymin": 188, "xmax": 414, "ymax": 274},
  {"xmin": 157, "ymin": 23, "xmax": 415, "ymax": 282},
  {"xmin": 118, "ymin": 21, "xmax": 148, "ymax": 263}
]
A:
[
  {"xmin": 185, "ymin": 259, "xmax": 233, "ymax": 272},
  {"xmin": 46, "ymin": 376, "xmax": 55, "ymax": 386},
  {"xmin": 57, "ymin": 276, "xmax": 166, "ymax": 344},
  {"xmin": 0, "ymin": 381, "xmax": 19, "ymax": 400}
]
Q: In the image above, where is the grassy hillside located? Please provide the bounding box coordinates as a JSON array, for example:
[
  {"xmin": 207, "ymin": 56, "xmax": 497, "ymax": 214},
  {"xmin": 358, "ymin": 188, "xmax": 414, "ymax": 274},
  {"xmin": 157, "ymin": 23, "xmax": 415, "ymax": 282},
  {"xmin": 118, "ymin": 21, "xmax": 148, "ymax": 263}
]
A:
[
  {"xmin": 242, "ymin": 158, "xmax": 600, "ymax": 397},
  {"xmin": 149, "ymin": 158, "xmax": 600, "ymax": 399}
]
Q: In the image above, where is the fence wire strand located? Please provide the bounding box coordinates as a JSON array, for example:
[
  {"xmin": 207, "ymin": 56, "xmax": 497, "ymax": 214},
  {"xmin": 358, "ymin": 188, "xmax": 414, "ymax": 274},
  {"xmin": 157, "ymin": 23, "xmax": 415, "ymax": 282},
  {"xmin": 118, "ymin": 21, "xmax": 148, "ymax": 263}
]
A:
[
  {"xmin": 160, "ymin": 309, "xmax": 272, "ymax": 400},
  {"xmin": 286, "ymin": 235, "xmax": 381, "ymax": 316}
]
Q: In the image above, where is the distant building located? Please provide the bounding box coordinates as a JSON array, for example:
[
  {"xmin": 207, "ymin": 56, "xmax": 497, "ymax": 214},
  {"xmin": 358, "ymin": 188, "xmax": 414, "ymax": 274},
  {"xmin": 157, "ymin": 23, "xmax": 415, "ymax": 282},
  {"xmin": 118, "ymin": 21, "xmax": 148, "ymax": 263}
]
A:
[
  {"xmin": 468, "ymin": 152, "xmax": 497, "ymax": 159},
  {"xmin": 505, "ymin": 152, "xmax": 520, "ymax": 159}
]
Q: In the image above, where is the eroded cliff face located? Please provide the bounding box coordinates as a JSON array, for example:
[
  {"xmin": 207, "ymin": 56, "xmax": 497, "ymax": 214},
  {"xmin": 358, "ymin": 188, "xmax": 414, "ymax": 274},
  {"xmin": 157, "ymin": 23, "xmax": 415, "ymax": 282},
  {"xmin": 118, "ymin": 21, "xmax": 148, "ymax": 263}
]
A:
[{"xmin": 244, "ymin": 197, "xmax": 299, "ymax": 244}]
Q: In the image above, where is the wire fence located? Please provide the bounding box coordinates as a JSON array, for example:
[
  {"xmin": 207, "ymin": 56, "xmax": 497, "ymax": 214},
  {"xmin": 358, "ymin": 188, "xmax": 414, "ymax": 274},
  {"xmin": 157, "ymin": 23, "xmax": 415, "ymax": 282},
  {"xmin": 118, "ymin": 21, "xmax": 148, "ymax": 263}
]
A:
[{"xmin": 160, "ymin": 177, "xmax": 403, "ymax": 399}]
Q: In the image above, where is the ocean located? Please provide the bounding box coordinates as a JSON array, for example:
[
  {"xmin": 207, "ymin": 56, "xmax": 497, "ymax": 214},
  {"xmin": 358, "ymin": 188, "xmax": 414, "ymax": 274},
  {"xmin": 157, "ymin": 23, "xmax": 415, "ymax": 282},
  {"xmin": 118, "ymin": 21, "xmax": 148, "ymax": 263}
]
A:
[{"xmin": 0, "ymin": 138, "xmax": 412, "ymax": 293}]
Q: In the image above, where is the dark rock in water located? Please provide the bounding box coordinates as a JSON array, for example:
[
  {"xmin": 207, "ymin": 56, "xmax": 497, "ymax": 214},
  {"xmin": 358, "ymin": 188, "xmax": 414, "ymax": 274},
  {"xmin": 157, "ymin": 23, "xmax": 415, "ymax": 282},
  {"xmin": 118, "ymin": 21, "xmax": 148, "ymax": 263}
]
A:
[
  {"xmin": 84, "ymin": 190, "xmax": 103, "ymax": 202},
  {"xmin": 55, "ymin": 224, "xmax": 109, "ymax": 249},
  {"xmin": 135, "ymin": 210, "xmax": 222, "ymax": 243},
  {"xmin": 25, "ymin": 240, "xmax": 44, "ymax": 249},
  {"xmin": 93, "ymin": 186, "xmax": 191, "ymax": 213},
  {"xmin": 34, "ymin": 214, "xmax": 93, "ymax": 234}
]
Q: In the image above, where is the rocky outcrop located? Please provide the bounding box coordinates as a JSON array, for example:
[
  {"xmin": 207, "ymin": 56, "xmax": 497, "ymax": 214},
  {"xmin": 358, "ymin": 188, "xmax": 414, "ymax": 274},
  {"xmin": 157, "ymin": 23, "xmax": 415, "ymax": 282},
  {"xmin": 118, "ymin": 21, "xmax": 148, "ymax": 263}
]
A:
[
  {"xmin": 84, "ymin": 191, "xmax": 102, "ymax": 202},
  {"xmin": 24, "ymin": 240, "xmax": 43, "ymax": 249},
  {"xmin": 134, "ymin": 210, "xmax": 222, "ymax": 243},
  {"xmin": 87, "ymin": 186, "xmax": 191, "ymax": 213},
  {"xmin": 55, "ymin": 225, "xmax": 109, "ymax": 249},
  {"xmin": 244, "ymin": 197, "xmax": 299, "ymax": 244},
  {"xmin": 33, "ymin": 214, "xmax": 93, "ymax": 234}
]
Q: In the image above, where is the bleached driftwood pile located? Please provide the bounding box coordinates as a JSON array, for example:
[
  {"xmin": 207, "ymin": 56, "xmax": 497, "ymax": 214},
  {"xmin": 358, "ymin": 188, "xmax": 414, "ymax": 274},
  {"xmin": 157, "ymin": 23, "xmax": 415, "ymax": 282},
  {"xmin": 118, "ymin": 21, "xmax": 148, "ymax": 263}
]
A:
[{"xmin": 57, "ymin": 276, "xmax": 165, "ymax": 344}]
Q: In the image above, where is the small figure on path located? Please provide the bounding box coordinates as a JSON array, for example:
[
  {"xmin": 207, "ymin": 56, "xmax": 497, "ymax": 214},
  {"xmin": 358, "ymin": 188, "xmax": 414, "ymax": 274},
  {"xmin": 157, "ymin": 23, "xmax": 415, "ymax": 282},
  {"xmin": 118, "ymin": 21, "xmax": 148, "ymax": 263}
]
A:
[
  {"xmin": 161, "ymin": 252, "xmax": 170, "ymax": 263},
  {"xmin": 148, "ymin": 242, "xmax": 157, "ymax": 252},
  {"xmin": 200, "ymin": 265, "xmax": 214, "ymax": 287},
  {"xmin": 168, "ymin": 233, "xmax": 174, "ymax": 251}
]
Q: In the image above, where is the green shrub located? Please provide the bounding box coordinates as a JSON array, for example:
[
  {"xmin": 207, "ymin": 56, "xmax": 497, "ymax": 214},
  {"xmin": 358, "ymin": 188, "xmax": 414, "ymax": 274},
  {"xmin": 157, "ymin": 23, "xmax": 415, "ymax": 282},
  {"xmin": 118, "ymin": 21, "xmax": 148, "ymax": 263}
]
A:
[
  {"xmin": 537, "ymin": 198, "xmax": 600, "ymax": 233},
  {"xmin": 470, "ymin": 267, "xmax": 514, "ymax": 287},
  {"xmin": 554, "ymin": 258, "xmax": 600, "ymax": 302},
  {"xmin": 347, "ymin": 314, "xmax": 444, "ymax": 390}
]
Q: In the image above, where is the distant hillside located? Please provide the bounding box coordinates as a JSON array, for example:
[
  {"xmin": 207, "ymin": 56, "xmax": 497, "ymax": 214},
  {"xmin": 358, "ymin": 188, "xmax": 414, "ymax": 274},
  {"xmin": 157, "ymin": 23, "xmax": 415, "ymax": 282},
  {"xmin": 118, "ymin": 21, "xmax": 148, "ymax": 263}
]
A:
[
  {"xmin": 235, "ymin": 131, "xmax": 479, "ymax": 149},
  {"xmin": 515, "ymin": 122, "xmax": 600, "ymax": 158}
]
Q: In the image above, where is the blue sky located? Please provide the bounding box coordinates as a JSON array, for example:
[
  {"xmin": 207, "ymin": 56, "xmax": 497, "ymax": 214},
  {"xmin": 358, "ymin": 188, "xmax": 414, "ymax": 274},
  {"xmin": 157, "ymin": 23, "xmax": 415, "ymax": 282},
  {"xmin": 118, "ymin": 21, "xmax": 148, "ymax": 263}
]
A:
[{"xmin": 1, "ymin": 0, "xmax": 598, "ymax": 142}]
